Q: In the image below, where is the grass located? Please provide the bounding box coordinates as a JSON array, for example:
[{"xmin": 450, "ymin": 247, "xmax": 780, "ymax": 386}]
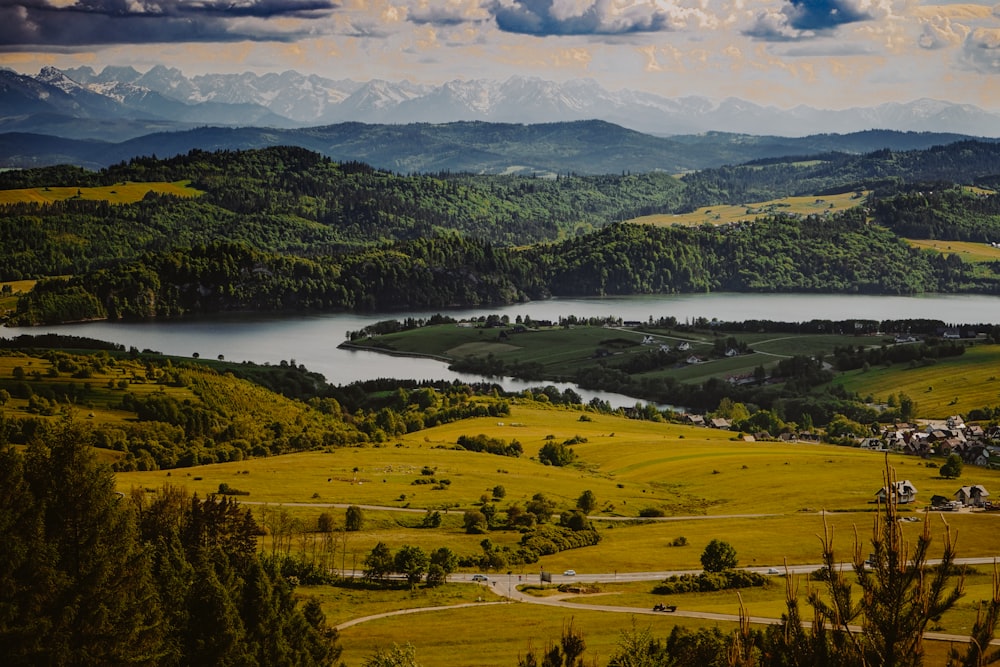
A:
[
  {"xmin": 110, "ymin": 397, "xmax": 1000, "ymax": 664},
  {"xmin": 627, "ymin": 191, "xmax": 868, "ymax": 228},
  {"xmin": 333, "ymin": 600, "xmax": 729, "ymax": 667},
  {"xmin": 0, "ymin": 181, "xmax": 203, "ymax": 205},
  {"xmin": 352, "ymin": 323, "xmax": 874, "ymax": 386},
  {"xmin": 905, "ymin": 239, "xmax": 1000, "ymax": 263},
  {"xmin": 832, "ymin": 343, "xmax": 1000, "ymax": 417}
]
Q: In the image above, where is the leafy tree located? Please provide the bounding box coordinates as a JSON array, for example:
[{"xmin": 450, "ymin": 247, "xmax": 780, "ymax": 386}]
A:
[
  {"xmin": 426, "ymin": 547, "xmax": 457, "ymax": 587},
  {"xmin": 492, "ymin": 484, "xmax": 507, "ymax": 499},
  {"xmin": 940, "ymin": 452, "xmax": 963, "ymax": 479},
  {"xmin": 345, "ymin": 504, "xmax": 365, "ymax": 531},
  {"xmin": 363, "ymin": 642, "xmax": 422, "ymax": 667},
  {"xmin": 576, "ymin": 489, "xmax": 597, "ymax": 514},
  {"xmin": 700, "ymin": 539, "xmax": 738, "ymax": 572},
  {"xmin": 393, "ymin": 545, "xmax": 428, "ymax": 589},
  {"xmin": 463, "ymin": 510, "xmax": 488, "ymax": 534},
  {"xmin": 362, "ymin": 542, "xmax": 394, "ymax": 582},
  {"xmin": 525, "ymin": 493, "xmax": 557, "ymax": 524},
  {"xmin": 538, "ymin": 441, "xmax": 576, "ymax": 467}
]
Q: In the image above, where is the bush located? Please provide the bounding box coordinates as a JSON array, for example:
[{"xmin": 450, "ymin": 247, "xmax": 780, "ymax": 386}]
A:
[{"xmin": 652, "ymin": 569, "xmax": 768, "ymax": 595}]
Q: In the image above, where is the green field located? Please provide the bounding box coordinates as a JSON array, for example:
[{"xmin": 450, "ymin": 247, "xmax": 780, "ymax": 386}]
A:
[
  {"xmin": 833, "ymin": 343, "xmax": 1000, "ymax": 417},
  {"xmin": 113, "ymin": 401, "xmax": 1000, "ymax": 664},
  {"xmin": 349, "ymin": 323, "xmax": 868, "ymax": 386},
  {"xmin": 0, "ymin": 180, "xmax": 203, "ymax": 205},
  {"xmin": 628, "ymin": 191, "xmax": 868, "ymax": 227}
]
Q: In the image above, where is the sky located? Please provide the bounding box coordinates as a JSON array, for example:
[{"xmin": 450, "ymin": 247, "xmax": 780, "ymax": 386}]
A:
[{"xmin": 0, "ymin": 0, "xmax": 998, "ymax": 111}]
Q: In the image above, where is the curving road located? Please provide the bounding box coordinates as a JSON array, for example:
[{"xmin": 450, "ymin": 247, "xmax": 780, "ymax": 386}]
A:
[{"xmin": 334, "ymin": 560, "xmax": 1000, "ymax": 648}]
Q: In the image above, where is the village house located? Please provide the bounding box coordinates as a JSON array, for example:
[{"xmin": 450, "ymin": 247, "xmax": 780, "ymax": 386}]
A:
[
  {"xmin": 876, "ymin": 480, "xmax": 918, "ymax": 504},
  {"xmin": 955, "ymin": 484, "xmax": 990, "ymax": 507}
]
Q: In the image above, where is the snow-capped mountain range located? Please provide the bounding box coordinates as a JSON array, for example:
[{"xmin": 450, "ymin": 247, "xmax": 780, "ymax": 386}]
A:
[{"xmin": 2, "ymin": 65, "xmax": 1000, "ymax": 140}]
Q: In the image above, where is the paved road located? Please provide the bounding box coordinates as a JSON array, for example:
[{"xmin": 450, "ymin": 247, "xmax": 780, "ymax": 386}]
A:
[{"xmin": 335, "ymin": 559, "xmax": 1000, "ymax": 648}]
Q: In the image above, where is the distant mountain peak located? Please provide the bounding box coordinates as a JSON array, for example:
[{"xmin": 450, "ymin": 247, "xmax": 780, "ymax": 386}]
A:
[{"xmin": 3, "ymin": 66, "xmax": 1000, "ymax": 139}]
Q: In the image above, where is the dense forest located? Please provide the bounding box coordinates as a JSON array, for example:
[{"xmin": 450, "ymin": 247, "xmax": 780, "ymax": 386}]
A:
[
  {"xmin": 0, "ymin": 423, "xmax": 342, "ymax": 665},
  {"xmin": 5, "ymin": 142, "xmax": 1000, "ymax": 326}
]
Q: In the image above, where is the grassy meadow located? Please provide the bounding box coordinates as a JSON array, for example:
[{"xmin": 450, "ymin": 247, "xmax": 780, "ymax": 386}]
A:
[
  {"xmin": 351, "ymin": 323, "xmax": 870, "ymax": 386},
  {"xmin": 0, "ymin": 180, "xmax": 203, "ymax": 205},
  {"xmin": 113, "ymin": 401, "xmax": 1000, "ymax": 664},
  {"xmin": 905, "ymin": 239, "xmax": 1000, "ymax": 263},
  {"xmin": 627, "ymin": 191, "xmax": 867, "ymax": 227},
  {"xmin": 833, "ymin": 343, "xmax": 1000, "ymax": 417}
]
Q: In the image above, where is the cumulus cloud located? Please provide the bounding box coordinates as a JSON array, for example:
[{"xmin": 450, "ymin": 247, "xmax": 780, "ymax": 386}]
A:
[
  {"xmin": 0, "ymin": 0, "xmax": 337, "ymax": 47},
  {"xmin": 918, "ymin": 16, "xmax": 969, "ymax": 50},
  {"xmin": 960, "ymin": 27, "xmax": 1000, "ymax": 72},
  {"xmin": 744, "ymin": 0, "xmax": 891, "ymax": 42},
  {"xmin": 485, "ymin": 0, "xmax": 694, "ymax": 36}
]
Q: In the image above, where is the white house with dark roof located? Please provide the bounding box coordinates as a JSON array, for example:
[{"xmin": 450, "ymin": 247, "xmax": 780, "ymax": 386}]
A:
[
  {"xmin": 876, "ymin": 480, "xmax": 918, "ymax": 504},
  {"xmin": 955, "ymin": 485, "xmax": 990, "ymax": 507}
]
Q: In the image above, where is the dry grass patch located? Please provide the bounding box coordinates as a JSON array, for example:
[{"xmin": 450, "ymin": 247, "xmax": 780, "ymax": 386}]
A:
[
  {"xmin": 0, "ymin": 181, "xmax": 203, "ymax": 205},
  {"xmin": 905, "ymin": 239, "xmax": 1000, "ymax": 263},
  {"xmin": 630, "ymin": 191, "xmax": 867, "ymax": 228}
]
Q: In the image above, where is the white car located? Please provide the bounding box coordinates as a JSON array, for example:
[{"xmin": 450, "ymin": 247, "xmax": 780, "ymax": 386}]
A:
[{"xmin": 563, "ymin": 569, "xmax": 576, "ymax": 576}]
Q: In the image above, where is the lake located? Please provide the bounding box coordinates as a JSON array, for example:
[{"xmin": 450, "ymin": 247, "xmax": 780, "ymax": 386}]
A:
[{"xmin": 6, "ymin": 293, "xmax": 1000, "ymax": 407}]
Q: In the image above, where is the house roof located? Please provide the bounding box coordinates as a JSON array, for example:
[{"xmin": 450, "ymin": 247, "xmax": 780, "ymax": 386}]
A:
[
  {"xmin": 877, "ymin": 480, "xmax": 917, "ymax": 496},
  {"xmin": 955, "ymin": 485, "xmax": 990, "ymax": 498}
]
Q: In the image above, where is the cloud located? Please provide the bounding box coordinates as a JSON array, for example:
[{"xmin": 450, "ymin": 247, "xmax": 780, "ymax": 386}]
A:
[
  {"xmin": 485, "ymin": 0, "xmax": 680, "ymax": 36},
  {"xmin": 918, "ymin": 16, "xmax": 969, "ymax": 50},
  {"xmin": 744, "ymin": 0, "xmax": 890, "ymax": 42},
  {"xmin": 406, "ymin": 0, "xmax": 488, "ymax": 26},
  {"xmin": 0, "ymin": 0, "xmax": 337, "ymax": 48},
  {"xmin": 960, "ymin": 27, "xmax": 1000, "ymax": 72}
]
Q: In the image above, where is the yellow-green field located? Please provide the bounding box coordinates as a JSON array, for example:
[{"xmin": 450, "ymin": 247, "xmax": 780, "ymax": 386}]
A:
[
  {"xmin": 0, "ymin": 279, "xmax": 36, "ymax": 313},
  {"xmin": 113, "ymin": 401, "xmax": 1000, "ymax": 664},
  {"xmin": 628, "ymin": 191, "xmax": 868, "ymax": 227},
  {"xmin": 834, "ymin": 344, "xmax": 1000, "ymax": 417},
  {"xmin": 905, "ymin": 239, "xmax": 1000, "ymax": 263},
  {"xmin": 0, "ymin": 180, "xmax": 203, "ymax": 205}
]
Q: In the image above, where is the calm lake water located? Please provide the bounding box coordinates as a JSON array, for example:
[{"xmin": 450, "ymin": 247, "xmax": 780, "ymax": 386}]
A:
[{"xmin": 7, "ymin": 293, "xmax": 1000, "ymax": 407}]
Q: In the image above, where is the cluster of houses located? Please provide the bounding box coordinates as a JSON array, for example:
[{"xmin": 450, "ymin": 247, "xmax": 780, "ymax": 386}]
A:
[
  {"xmin": 876, "ymin": 479, "xmax": 994, "ymax": 511},
  {"xmin": 861, "ymin": 415, "xmax": 1000, "ymax": 469}
]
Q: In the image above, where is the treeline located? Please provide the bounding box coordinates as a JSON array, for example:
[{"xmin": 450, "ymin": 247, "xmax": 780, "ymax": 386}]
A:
[
  {"xmin": 0, "ymin": 425, "xmax": 341, "ymax": 666},
  {"xmin": 872, "ymin": 184, "xmax": 1000, "ymax": 241},
  {"xmin": 679, "ymin": 140, "xmax": 1000, "ymax": 208},
  {"xmin": 15, "ymin": 207, "xmax": 993, "ymax": 325},
  {"xmin": 0, "ymin": 146, "xmax": 687, "ymax": 281}
]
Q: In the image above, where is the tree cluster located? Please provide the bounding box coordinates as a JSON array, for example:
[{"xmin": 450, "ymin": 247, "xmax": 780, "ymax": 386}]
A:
[{"xmin": 0, "ymin": 422, "xmax": 340, "ymax": 666}]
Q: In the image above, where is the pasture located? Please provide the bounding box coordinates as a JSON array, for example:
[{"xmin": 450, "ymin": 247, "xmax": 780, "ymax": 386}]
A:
[
  {"xmin": 0, "ymin": 180, "xmax": 203, "ymax": 205},
  {"xmin": 627, "ymin": 191, "xmax": 867, "ymax": 228},
  {"xmin": 352, "ymin": 323, "xmax": 869, "ymax": 386},
  {"xmin": 905, "ymin": 239, "xmax": 1000, "ymax": 263},
  {"xmin": 833, "ymin": 343, "xmax": 1000, "ymax": 417},
  {"xmin": 113, "ymin": 402, "xmax": 1000, "ymax": 665}
]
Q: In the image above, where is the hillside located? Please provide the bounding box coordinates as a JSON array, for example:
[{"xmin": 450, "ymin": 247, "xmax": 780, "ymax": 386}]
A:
[
  {"xmin": 0, "ymin": 122, "xmax": 992, "ymax": 174},
  {"xmin": 4, "ymin": 142, "xmax": 1000, "ymax": 325}
]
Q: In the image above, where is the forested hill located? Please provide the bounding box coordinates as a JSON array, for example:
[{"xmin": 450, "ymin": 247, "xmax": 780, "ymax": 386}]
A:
[
  {"xmin": 680, "ymin": 140, "xmax": 1000, "ymax": 209},
  {"xmin": 0, "ymin": 121, "xmax": 988, "ymax": 173},
  {"xmin": 5, "ymin": 141, "xmax": 1000, "ymax": 324}
]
